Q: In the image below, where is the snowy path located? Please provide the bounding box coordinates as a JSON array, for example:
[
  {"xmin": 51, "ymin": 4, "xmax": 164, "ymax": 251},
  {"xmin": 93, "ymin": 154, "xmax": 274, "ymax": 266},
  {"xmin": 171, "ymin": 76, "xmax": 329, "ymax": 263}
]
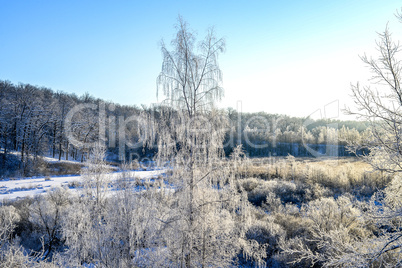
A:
[{"xmin": 0, "ymin": 170, "xmax": 163, "ymax": 201}]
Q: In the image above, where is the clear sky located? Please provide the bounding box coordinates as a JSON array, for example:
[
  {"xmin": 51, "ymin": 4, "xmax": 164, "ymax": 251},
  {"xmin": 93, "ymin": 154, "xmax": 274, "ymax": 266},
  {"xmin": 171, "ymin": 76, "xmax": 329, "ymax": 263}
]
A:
[{"xmin": 1, "ymin": 1, "xmax": 401, "ymax": 119}]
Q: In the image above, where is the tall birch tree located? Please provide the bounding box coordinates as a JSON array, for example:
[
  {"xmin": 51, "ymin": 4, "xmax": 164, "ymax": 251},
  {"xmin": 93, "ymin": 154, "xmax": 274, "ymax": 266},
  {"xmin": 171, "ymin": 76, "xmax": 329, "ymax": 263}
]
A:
[{"xmin": 149, "ymin": 16, "xmax": 257, "ymax": 267}]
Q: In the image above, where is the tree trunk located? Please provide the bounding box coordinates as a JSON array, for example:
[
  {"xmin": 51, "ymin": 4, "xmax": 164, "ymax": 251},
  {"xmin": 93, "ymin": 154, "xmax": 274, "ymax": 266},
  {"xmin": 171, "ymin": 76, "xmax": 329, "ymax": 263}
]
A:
[
  {"xmin": 21, "ymin": 123, "xmax": 28, "ymax": 170},
  {"xmin": 66, "ymin": 141, "xmax": 69, "ymax": 161},
  {"xmin": 52, "ymin": 121, "xmax": 57, "ymax": 158},
  {"xmin": 59, "ymin": 141, "xmax": 62, "ymax": 161}
]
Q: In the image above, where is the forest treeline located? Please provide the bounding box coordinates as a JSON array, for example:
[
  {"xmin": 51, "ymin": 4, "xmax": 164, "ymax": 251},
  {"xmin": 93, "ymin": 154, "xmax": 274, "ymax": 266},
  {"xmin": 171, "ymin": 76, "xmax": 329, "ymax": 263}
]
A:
[{"xmin": 0, "ymin": 80, "xmax": 368, "ymax": 176}]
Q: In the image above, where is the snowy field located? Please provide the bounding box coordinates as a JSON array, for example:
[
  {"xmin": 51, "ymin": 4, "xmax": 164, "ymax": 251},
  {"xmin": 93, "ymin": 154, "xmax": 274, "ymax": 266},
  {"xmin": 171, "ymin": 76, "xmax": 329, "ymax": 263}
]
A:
[{"xmin": 0, "ymin": 169, "xmax": 163, "ymax": 201}]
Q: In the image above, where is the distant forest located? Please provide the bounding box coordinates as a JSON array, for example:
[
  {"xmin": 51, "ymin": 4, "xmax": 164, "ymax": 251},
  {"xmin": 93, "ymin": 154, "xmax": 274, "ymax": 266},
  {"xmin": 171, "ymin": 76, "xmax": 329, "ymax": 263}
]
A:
[{"xmin": 0, "ymin": 80, "xmax": 368, "ymax": 175}]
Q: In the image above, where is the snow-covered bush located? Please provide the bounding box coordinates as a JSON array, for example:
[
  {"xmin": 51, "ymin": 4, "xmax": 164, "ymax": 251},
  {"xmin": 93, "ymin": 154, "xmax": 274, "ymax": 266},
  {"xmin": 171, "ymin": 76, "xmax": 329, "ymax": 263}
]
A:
[
  {"xmin": 276, "ymin": 195, "xmax": 373, "ymax": 267},
  {"xmin": 29, "ymin": 187, "xmax": 70, "ymax": 259},
  {"xmin": 245, "ymin": 217, "xmax": 285, "ymax": 260},
  {"xmin": 0, "ymin": 205, "xmax": 20, "ymax": 249},
  {"xmin": 243, "ymin": 178, "xmax": 307, "ymax": 206}
]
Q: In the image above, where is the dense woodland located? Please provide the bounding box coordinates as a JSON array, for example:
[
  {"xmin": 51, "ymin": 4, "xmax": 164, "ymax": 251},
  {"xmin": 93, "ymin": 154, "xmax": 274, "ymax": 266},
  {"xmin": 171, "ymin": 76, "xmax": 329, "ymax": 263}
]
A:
[{"xmin": 0, "ymin": 80, "xmax": 367, "ymax": 177}]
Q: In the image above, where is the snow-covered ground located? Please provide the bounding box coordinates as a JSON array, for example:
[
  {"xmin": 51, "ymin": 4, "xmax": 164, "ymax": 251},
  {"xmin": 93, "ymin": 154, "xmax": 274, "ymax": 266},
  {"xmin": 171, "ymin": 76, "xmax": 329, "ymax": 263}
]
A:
[
  {"xmin": 0, "ymin": 170, "xmax": 163, "ymax": 201},
  {"xmin": 40, "ymin": 155, "xmax": 83, "ymax": 164}
]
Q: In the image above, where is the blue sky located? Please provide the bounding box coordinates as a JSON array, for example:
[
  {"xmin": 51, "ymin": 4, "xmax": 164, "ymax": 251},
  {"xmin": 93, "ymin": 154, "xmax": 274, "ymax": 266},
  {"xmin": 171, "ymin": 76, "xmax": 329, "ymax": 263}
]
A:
[{"xmin": 1, "ymin": 1, "xmax": 401, "ymax": 119}]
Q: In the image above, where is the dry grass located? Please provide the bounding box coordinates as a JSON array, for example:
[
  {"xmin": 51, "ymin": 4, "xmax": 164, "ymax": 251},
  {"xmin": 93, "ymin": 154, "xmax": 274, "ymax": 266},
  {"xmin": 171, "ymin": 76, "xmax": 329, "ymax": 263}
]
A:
[
  {"xmin": 35, "ymin": 161, "xmax": 84, "ymax": 176},
  {"xmin": 237, "ymin": 157, "xmax": 393, "ymax": 200}
]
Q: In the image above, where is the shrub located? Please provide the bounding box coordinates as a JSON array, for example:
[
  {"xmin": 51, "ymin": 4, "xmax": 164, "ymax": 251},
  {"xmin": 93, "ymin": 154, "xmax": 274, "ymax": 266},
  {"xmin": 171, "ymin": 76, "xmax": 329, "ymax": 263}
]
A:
[
  {"xmin": 246, "ymin": 218, "xmax": 285, "ymax": 259},
  {"xmin": 243, "ymin": 178, "xmax": 309, "ymax": 206},
  {"xmin": 0, "ymin": 205, "xmax": 20, "ymax": 247},
  {"xmin": 28, "ymin": 187, "xmax": 70, "ymax": 259},
  {"xmin": 67, "ymin": 180, "xmax": 81, "ymax": 188}
]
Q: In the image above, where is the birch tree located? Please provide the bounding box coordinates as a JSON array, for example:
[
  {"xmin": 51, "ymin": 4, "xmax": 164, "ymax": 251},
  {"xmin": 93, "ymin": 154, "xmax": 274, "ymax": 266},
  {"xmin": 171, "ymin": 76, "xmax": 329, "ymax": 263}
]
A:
[{"xmin": 148, "ymin": 16, "xmax": 263, "ymax": 267}]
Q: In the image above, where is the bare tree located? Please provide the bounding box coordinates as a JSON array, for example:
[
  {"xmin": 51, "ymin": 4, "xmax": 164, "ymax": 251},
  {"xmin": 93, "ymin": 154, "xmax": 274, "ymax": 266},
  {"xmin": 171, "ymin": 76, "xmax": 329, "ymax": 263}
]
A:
[
  {"xmin": 144, "ymin": 16, "xmax": 266, "ymax": 267},
  {"xmin": 345, "ymin": 24, "xmax": 402, "ymax": 173},
  {"xmin": 156, "ymin": 16, "xmax": 228, "ymax": 267},
  {"xmin": 157, "ymin": 16, "xmax": 225, "ymax": 115},
  {"xmin": 341, "ymin": 12, "xmax": 402, "ymax": 266},
  {"xmin": 62, "ymin": 144, "xmax": 112, "ymax": 266}
]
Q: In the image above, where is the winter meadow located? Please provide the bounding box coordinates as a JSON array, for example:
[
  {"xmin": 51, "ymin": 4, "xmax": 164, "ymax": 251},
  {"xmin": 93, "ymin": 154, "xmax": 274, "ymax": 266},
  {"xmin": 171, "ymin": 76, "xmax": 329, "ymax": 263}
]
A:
[{"xmin": 1, "ymin": 3, "xmax": 402, "ymax": 268}]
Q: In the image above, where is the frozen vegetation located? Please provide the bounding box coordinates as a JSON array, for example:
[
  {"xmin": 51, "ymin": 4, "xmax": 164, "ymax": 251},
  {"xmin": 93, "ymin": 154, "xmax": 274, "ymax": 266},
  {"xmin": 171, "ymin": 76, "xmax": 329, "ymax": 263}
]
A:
[{"xmin": 0, "ymin": 154, "xmax": 400, "ymax": 267}]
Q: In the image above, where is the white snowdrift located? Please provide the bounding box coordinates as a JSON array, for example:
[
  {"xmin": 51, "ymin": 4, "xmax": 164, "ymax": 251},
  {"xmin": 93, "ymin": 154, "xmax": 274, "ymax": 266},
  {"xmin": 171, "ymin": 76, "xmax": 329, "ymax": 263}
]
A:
[{"xmin": 0, "ymin": 170, "xmax": 163, "ymax": 201}]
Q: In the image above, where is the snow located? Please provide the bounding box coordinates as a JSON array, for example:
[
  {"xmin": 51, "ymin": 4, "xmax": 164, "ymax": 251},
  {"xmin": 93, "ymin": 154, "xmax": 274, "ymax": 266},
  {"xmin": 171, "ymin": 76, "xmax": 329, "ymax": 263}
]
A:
[
  {"xmin": 0, "ymin": 170, "xmax": 164, "ymax": 201},
  {"xmin": 41, "ymin": 155, "xmax": 83, "ymax": 164}
]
